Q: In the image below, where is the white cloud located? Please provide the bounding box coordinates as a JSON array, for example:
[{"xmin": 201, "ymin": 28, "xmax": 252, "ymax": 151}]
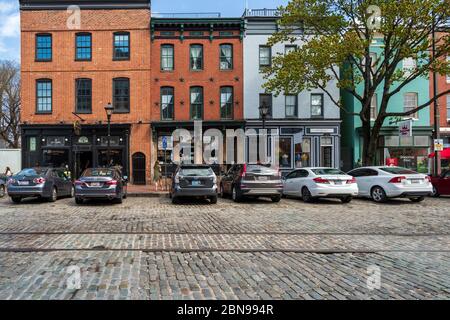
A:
[
  {"xmin": 0, "ymin": 1, "xmax": 20, "ymax": 60},
  {"xmin": 0, "ymin": 12, "xmax": 20, "ymax": 37}
]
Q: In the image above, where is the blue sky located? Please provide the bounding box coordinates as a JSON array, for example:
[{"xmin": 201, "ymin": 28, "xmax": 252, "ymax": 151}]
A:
[{"xmin": 0, "ymin": 0, "xmax": 288, "ymax": 62}]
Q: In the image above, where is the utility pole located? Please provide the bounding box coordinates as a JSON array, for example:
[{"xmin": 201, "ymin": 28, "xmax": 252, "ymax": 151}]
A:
[{"xmin": 432, "ymin": 14, "xmax": 441, "ymax": 176}]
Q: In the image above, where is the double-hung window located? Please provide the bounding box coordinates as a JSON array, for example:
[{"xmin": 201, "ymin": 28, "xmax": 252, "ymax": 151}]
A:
[
  {"xmin": 75, "ymin": 33, "xmax": 92, "ymax": 60},
  {"xmin": 190, "ymin": 87, "xmax": 203, "ymax": 120},
  {"xmin": 220, "ymin": 87, "xmax": 233, "ymax": 119},
  {"xmin": 403, "ymin": 57, "xmax": 417, "ymax": 78},
  {"xmin": 285, "ymin": 95, "xmax": 298, "ymax": 118},
  {"xmin": 113, "ymin": 78, "xmax": 130, "ymax": 113},
  {"xmin": 404, "ymin": 92, "xmax": 418, "ymax": 119},
  {"xmin": 161, "ymin": 87, "xmax": 174, "ymax": 120},
  {"xmin": 370, "ymin": 94, "xmax": 378, "ymax": 120},
  {"xmin": 113, "ymin": 32, "xmax": 130, "ymax": 60},
  {"xmin": 259, "ymin": 94, "xmax": 273, "ymax": 118},
  {"xmin": 220, "ymin": 44, "xmax": 233, "ymax": 70},
  {"xmin": 36, "ymin": 34, "xmax": 52, "ymax": 61},
  {"xmin": 259, "ymin": 46, "xmax": 271, "ymax": 68},
  {"xmin": 75, "ymin": 79, "xmax": 92, "ymax": 114},
  {"xmin": 161, "ymin": 44, "xmax": 174, "ymax": 71},
  {"xmin": 36, "ymin": 79, "xmax": 52, "ymax": 113},
  {"xmin": 311, "ymin": 94, "xmax": 324, "ymax": 118},
  {"xmin": 190, "ymin": 45, "xmax": 203, "ymax": 70}
]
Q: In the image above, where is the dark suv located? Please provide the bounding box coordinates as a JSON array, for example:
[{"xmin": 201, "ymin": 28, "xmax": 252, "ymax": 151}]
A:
[
  {"xmin": 170, "ymin": 165, "xmax": 218, "ymax": 204},
  {"xmin": 220, "ymin": 164, "xmax": 283, "ymax": 202}
]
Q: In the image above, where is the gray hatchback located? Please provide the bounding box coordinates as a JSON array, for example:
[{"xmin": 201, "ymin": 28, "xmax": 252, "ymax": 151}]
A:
[{"xmin": 7, "ymin": 167, "xmax": 74, "ymax": 203}]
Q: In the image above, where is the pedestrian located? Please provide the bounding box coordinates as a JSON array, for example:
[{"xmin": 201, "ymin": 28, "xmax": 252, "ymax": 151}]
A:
[
  {"xmin": 355, "ymin": 159, "xmax": 362, "ymax": 168},
  {"xmin": 64, "ymin": 165, "xmax": 72, "ymax": 180},
  {"xmin": 153, "ymin": 160, "xmax": 162, "ymax": 191},
  {"xmin": 4, "ymin": 167, "xmax": 13, "ymax": 177}
]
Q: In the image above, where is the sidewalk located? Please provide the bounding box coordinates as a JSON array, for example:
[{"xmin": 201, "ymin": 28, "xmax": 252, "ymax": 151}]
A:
[{"xmin": 127, "ymin": 183, "xmax": 170, "ymax": 197}]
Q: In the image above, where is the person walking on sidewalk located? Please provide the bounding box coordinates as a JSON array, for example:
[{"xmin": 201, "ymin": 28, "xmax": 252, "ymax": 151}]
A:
[{"xmin": 153, "ymin": 160, "xmax": 162, "ymax": 191}]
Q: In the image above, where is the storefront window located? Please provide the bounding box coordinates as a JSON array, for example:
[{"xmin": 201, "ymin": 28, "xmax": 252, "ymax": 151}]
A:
[
  {"xmin": 43, "ymin": 149, "xmax": 69, "ymax": 167},
  {"xmin": 279, "ymin": 137, "xmax": 292, "ymax": 168},
  {"xmin": 295, "ymin": 137, "xmax": 311, "ymax": 168},
  {"xmin": 29, "ymin": 137, "xmax": 37, "ymax": 152},
  {"xmin": 98, "ymin": 149, "xmax": 123, "ymax": 167},
  {"xmin": 385, "ymin": 148, "xmax": 429, "ymax": 173}
]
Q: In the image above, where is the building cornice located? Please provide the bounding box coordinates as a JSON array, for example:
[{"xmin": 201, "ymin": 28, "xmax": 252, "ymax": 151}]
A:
[{"xmin": 19, "ymin": 0, "xmax": 151, "ymax": 10}]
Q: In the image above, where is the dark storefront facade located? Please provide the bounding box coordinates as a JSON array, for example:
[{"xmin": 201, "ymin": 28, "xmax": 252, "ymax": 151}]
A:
[{"xmin": 21, "ymin": 124, "xmax": 130, "ymax": 179}]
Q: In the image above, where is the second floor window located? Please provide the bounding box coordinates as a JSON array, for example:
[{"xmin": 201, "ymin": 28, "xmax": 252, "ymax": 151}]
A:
[
  {"xmin": 404, "ymin": 92, "xmax": 418, "ymax": 119},
  {"xmin": 311, "ymin": 94, "xmax": 324, "ymax": 118},
  {"xmin": 161, "ymin": 44, "xmax": 174, "ymax": 71},
  {"xmin": 190, "ymin": 45, "xmax": 203, "ymax": 70},
  {"xmin": 113, "ymin": 32, "xmax": 130, "ymax": 60},
  {"xmin": 75, "ymin": 79, "xmax": 92, "ymax": 114},
  {"xmin": 285, "ymin": 45, "xmax": 297, "ymax": 55},
  {"xmin": 161, "ymin": 87, "xmax": 174, "ymax": 120},
  {"xmin": 113, "ymin": 78, "xmax": 130, "ymax": 113},
  {"xmin": 370, "ymin": 94, "xmax": 378, "ymax": 120},
  {"xmin": 36, "ymin": 79, "xmax": 52, "ymax": 113},
  {"xmin": 36, "ymin": 34, "xmax": 52, "ymax": 61},
  {"xmin": 76, "ymin": 33, "xmax": 92, "ymax": 60},
  {"xmin": 220, "ymin": 87, "xmax": 233, "ymax": 119},
  {"xmin": 220, "ymin": 44, "xmax": 233, "ymax": 70},
  {"xmin": 259, "ymin": 46, "xmax": 271, "ymax": 68},
  {"xmin": 285, "ymin": 95, "xmax": 297, "ymax": 118},
  {"xmin": 190, "ymin": 87, "xmax": 203, "ymax": 120}
]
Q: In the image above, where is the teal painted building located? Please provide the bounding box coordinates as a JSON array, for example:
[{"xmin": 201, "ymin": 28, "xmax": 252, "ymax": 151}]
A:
[{"xmin": 341, "ymin": 38, "xmax": 432, "ymax": 173}]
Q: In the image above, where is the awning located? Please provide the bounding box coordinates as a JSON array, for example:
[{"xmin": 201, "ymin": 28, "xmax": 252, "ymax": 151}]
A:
[{"xmin": 428, "ymin": 148, "xmax": 450, "ymax": 159}]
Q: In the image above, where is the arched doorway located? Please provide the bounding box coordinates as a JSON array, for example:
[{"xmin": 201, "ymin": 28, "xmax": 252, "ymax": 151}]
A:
[{"xmin": 132, "ymin": 152, "xmax": 146, "ymax": 185}]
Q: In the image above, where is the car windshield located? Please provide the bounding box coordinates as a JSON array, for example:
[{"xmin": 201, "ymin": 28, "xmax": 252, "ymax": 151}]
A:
[
  {"xmin": 82, "ymin": 168, "xmax": 114, "ymax": 177},
  {"xmin": 180, "ymin": 167, "xmax": 213, "ymax": 177},
  {"xmin": 311, "ymin": 168, "xmax": 346, "ymax": 175},
  {"xmin": 16, "ymin": 168, "xmax": 47, "ymax": 177},
  {"xmin": 379, "ymin": 167, "xmax": 418, "ymax": 175},
  {"xmin": 246, "ymin": 164, "xmax": 276, "ymax": 174}
]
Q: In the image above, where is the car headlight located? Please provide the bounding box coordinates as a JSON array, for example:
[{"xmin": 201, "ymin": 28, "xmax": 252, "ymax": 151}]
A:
[{"xmin": 174, "ymin": 175, "xmax": 180, "ymax": 184}]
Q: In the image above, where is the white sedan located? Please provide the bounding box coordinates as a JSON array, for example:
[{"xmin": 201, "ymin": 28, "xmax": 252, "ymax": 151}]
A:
[
  {"xmin": 282, "ymin": 167, "xmax": 359, "ymax": 203},
  {"xmin": 347, "ymin": 166, "xmax": 432, "ymax": 203}
]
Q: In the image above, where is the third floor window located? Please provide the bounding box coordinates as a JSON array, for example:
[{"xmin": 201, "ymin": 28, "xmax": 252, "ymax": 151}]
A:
[
  {"xmin": 75, "ymin": 79, "xmax": 92, "ymax": 114},
  {"xmin": 161, "ymin": 44, "xmax": 174, "ymax": 71},
  {"xmin": 113, "ymin": 32, "xmax": 130, "ymax": 60},
  {"xmin": 36, "ymin": 34, "xmax": 52, "ymax": 61},
  {"xmin": 311, "ymin": 94, "xmax": 324, "ymax": 118},
  {"xmin": 404, "ymin": 92, "xmax": 418, "ymax": 119},
  {"xmin": 259, "ymin": 46, "xmax": 271, "ymax": 68},
  {"xmin": 190, "ymin": 44, "xmax": 203, "ymax": 71},
  {"xmin": 76, "ymin": 33, "xmax": 92, "ymax": 61},
  {"xmin": 113, "ymin": 78, "xmax": 130, "ymax": 113},
  {"xmin": 220, "ymin": 44, "xmax": 233, "ymax": 70}
]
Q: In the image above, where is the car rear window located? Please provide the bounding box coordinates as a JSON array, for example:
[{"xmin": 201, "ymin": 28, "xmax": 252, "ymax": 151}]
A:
[
  {"xmin": 82, "ymin": 169, "xmax": 114, "ymax": 177},
  {"xmin": 180, "ymin": 167, "xmax": 213, "ymax": 177},
  {"xmin": 246, "ymin": 165, "xmax": 276, "ymax": 174},
  {"xmin": 379, "ymin": 167, "xmax": 417, "ymax": 175},
  {"xmin": 311, "ymin": 168, "xmax": 346, "ymax": 175},
  {"xmin": 16, "ymin": 168, "xmax": 48, "ymax": 176}
]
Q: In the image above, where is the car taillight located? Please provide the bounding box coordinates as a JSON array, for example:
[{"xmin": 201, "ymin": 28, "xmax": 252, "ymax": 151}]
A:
[
  {"xmin": 425, "ymin": 176, "xmax": 432, "ymax": 183},
  {"xmin": 240, "ymin": 164, "xmax": 247, "ymax": 178},
  {"xmin": 389, "ymin": 176, "xmax": 406, "ymax": 184},
  {"xmin": 74, "ymin": 180, "xmax": 84, "ymax": 186},
  {"xmin": 346, "ymin": 177, "xmax": 357, "ymax": 184},
  {"xmin": 313, "ymin": 177, "xmax": 330, "ymax": 184},
  {"xmin": 105, "ymin": 180, "xmax": 118, "ymax": 186},
  {"xmin": 33, "ymin": 178, "xmax": 46, "ymax": 184}
]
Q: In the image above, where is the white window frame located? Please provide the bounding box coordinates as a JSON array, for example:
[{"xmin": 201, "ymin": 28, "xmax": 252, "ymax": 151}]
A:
[
  {"xmin": 403, "ymin": 92, "xmax": 418, "ymax": 120},
  {"xmin": 403, "ymin": 57, "xmax": 417, "ymax": 78}
]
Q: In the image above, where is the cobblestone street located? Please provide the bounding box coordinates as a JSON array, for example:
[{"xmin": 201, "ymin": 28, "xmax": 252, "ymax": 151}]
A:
[{"xmin": 0, "ymin": 196, "xmax": 449, "ymax": 300}]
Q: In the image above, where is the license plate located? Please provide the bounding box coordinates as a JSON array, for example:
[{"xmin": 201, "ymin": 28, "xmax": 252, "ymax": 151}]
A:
[
  {"xmin": 18, "ymin": 181, "xmax": 29, "ymax": 186},
  {"xmin": 334, "ymin": 181, "xmax": 344, "ymax": 185},
  {"xmin": 90, "ymin": 182, "xmax": 101, "ymax": 187},
  {"xmin": 258, "ymin": 176, "xmax": 269, "ymax": 181},
  {"xmin": 191, "ymin": 180, "xmax": 201, "ymax": 186},
  {"xmin": 410, "ymin": 179, "xmax": 421, "ymax": 184}
]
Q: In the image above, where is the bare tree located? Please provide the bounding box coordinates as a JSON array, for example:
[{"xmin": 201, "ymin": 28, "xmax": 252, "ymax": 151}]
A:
[{"xmin": 0, "ymin": 60, "xmax": 21, "ymax": 148}]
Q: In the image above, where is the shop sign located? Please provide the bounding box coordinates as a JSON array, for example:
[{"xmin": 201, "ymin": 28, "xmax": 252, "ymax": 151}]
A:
[
  {"xmin": 399, "ymin": 120, "xmax": 412, "ymax": 137},
  {"xmin": 434, "ymin": 139, "xmax": 444, "ymax": 152},
  {"xmin": 46, "ymin": 136, "xmax": 66, "ymax": 147},
  {"xmin": 309, "ymin": 128, "xmax": 335, "ymax": 134},
  {"xmin": 77, "ymin": 136, "xmax": 89, "ymax": 144}
]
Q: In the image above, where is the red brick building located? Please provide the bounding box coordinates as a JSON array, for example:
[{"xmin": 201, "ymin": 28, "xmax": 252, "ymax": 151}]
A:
[
  {"xmin": 19, "ymin": 0, "xmax": 152, "ymax": 183},
  {"xmin": 150, "ymin": 18, "xmax": 245, "ymax": 174}
]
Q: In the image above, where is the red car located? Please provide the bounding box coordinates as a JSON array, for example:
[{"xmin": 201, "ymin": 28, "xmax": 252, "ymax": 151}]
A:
[{"xmin": 430, "ymin": 170, "xmax": 450, "ymax": 197}]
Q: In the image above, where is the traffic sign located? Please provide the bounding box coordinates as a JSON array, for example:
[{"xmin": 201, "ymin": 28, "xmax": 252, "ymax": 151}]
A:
[
  {"xmin": 162, "ymin": 136, "xmax": 168, "ymax": 150},
  {"xmin": 434, "ymin": 139, "xmax": 444, "ymax": 152}
]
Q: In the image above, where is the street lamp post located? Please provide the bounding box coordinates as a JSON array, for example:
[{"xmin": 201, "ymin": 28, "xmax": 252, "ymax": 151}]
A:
[
  {"xmin": 104, "ymin": 103, "xmax": 114, "ymax": 167},
  {"xmin": 259, "ymin": 101, "xmax": 270, "ymax": 164}
]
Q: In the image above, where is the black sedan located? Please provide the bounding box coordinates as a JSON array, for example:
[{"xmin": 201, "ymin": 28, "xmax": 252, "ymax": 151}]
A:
[
  {"xmin": 170, "ymin": 165, "xmax": 218, "ymax": 204},
  {"xmin": 7, "ymin": 167, "xmax": 74, "ymax": 203},
  {"xmin": 74, "ymin": 168, "xmax": 128, "ymax": 204}
]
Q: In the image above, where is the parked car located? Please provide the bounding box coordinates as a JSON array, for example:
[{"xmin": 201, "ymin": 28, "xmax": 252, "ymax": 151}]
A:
[
  {"xmin": 7, "ymin": 167, "xmax": 74, "ymax": 203},
  {"xmin": 220, "ymin": 164, "xmax": 283, "ymax": 202},
  {"xmin": 282, "ymin": 167, "xmax": 358, "ymax": 203},
  {"xmin": 0, "ymin": 175, "xmax": 6, "ymax": 198},
  {"xmin": 430, "ymin": 169, "xmax": 450, "ymax": 197},
  {"xmin": 170, "ymin": 164, "xmax": 218, "ymax": 204},
  {"xmin": 74, "ymin": 168, "xmax": 128, "ymax": 204},
  {"xmin": 347, "ymin": 166, "xmax": 432, "ymax": 203}
]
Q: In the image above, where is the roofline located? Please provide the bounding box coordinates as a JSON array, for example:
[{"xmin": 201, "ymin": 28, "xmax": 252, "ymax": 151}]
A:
[{"xmin": 19, "ymin": 0, "xmax": 151, "ymax": 10}]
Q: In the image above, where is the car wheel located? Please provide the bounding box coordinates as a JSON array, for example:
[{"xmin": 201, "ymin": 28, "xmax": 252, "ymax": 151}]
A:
[
  {"xmin": 49, "ymin": 187, "xmax": 57, "ymax": 202},
  {"xmin": 210, "ymin": 196, "xmax": 218, "ymax": 204},
  {"xmin": 115, "ymin": 196, "xmax": 123, "ymax": 204},
  {"xmin": 271, "ymin": 195, "xmax": 281, "ymax": 203},
  {"xmin": 231, "ymin": 186, "xmax": 242, "ymax": 202},
  {"xmin": 172, "ymin": 196, "xmax": 179, "ymax": 204},
  {"xmin": 301, "ymin": 187, "xmax": 314, "ymax": 203},
  {"xmin": 410, "ymin": 196, "xmax": 425, "ymax": 203},
  {"xmin": 341, "ymin": 196, "xmax": 353, "ymax": 204},
  {"xmin": 432, "ymin": 186, "xmax": 440, "ymax": 197},
  {"xmin": 75, "ymin": 197, "xmax": 83, "ymax": 205},
  {"xmin": 371, "ymin": 186, "xmax": 387, "ymax": 203},
  {"xmin": 11, "ymin": 196, "xmax": 21, "ymax": 204},
  {"xmin": 0, "ymin": 185, "xmax": 5, "ymax": 198}
]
